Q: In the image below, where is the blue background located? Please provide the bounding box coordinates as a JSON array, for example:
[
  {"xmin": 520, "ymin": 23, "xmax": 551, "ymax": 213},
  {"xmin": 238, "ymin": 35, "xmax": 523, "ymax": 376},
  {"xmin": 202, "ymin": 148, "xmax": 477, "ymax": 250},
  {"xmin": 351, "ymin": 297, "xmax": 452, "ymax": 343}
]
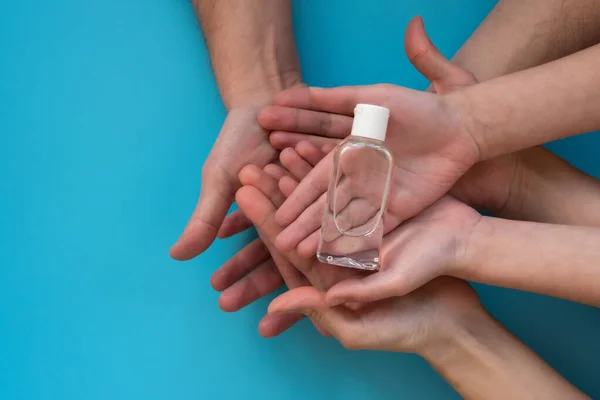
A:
[{"xmin": 1, "ymin": 0, "xmax": 599, "ymax": 399}]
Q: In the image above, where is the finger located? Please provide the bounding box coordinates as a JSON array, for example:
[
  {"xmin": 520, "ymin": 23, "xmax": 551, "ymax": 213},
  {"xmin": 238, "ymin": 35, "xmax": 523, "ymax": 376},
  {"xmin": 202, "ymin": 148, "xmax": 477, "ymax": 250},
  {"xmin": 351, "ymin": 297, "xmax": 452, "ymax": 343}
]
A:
[
  {"xmin": 269, "ymin": 132, "xmax": 341, "ymax": 151},
  {"xmin": 211, "ymin": 238, "xmax": 270, "ymax": 292},
  {"xmin": 279, "ymin": 175, "xmax": 298, "ymax": 199},
  {"xmin": 236, "ymin": 186, "xmax": 284, "ymax": 247},
  {"xmin": 275, "ymin": 194, "xmax": 326, "ymax": 253},
  {"xmin": 170, "ymin": 176, "xmax": 233, "ymax": 260},
  {"xmin": 218, "ymin": 259, "xmax": 283, "ymax": 312},
  {"xmin": 297, "ymin": 230, "xmax": 321, "ymax": 258},
  {"xmin": 259, "ymin": 106, "xmax": 352, "ymax": 138},
  {"xmin": 243, "ymin": 166, "xmax": 311, "ymax": 287},
  {"xmin": 322, "ymin": 143, "xmax": 336, "ymax": 153},
  {"xmin": 239, "ymin": 165, "xmax": 286, "ymax": 208},
  {"xmin": 405, "ymin": 16, "xmax": 477, "ymax": 94},
  {"xmin": 265, "ymin": 237, "xmax": 311, "ymax": 290},
  {"xmin": 296, "ymin": 141, "xmax": 327, "ymax": 167},
  {"xmin": 217, "ymin": 210, "xmax": 253, "ymax": 239},
  {"xmin": 264, "ymin": 163, "xmax": 291, "ymax": 181},
  {"xmin": 280, "ymin": 148, "xmax": 312, "ymax": 181},
  {"xmin": 258, "ymin": 313, "xmax": 305, "ymax": 338},
  {"xmin": 241, "ymin": 173, "xmax": 332, "ymax": 337},
  {"xmin": 275, "ymin": 152, "xmax": 332, "ymax": 227},
  {"xmin": 268, "ymin": 287, "xmax": 358, "ymax": 340},
  {"xmin": 325, "ymin": 266, "xmax": 422, "ymax": 306},
  {"xmin": 273, "ymin": 86, "xmax": 392, "ymax": 116},
  {"xmin": 269, "ymin": 287, "xmax": 327, "ymax": 313},
  {"xmin": 265, "ymin": 244, "xmax": 331, "ymax": 337}
]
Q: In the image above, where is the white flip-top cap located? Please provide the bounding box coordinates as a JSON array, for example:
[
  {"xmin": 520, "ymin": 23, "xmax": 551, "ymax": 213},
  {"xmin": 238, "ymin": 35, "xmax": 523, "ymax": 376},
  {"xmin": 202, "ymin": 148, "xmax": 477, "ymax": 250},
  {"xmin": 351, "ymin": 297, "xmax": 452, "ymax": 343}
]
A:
[{"xmin": 350, "ymin": 104, "xmax": 390, "ymax": 141}]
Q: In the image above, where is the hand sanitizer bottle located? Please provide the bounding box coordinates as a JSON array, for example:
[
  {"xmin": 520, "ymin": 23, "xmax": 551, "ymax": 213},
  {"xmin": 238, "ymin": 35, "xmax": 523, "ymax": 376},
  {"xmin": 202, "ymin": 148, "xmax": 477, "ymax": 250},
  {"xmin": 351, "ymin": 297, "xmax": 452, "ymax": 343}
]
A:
[{"xmin": 317, "ymin": 104, "xmax": 393, "ymax": 271}]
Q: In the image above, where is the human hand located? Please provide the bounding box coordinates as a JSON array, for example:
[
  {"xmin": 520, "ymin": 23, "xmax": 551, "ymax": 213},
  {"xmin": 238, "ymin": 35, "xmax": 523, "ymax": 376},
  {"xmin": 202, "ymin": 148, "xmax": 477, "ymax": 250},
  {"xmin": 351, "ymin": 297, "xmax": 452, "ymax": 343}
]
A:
[
  {"xmin": 324, "ymin": 195, "xmax": 482, "ymax": 305},
  {"xmin": 169, "ymin": 104, "xmax": 279, "ymax": 260},
  {"xmin": 262, "ymin": 24, "xmax": 481, "ymax": 254},
  {"xmin": 234, "ymin": 162, "xmax": 366, "ymax": 293},
  {"xmin": 258, "ymin": 18, "xmax": 528, "ymax": 254},
  {"xmin": 168, "ymin": 77, "xmax": 352, "ymax": 260},
  {"xmin": 268, "ymin": 276, "xmax": 483, "ymax": 354},
  {"xmin": 210, "ymin": 140, "xmax": 357, "ymax": 337}
]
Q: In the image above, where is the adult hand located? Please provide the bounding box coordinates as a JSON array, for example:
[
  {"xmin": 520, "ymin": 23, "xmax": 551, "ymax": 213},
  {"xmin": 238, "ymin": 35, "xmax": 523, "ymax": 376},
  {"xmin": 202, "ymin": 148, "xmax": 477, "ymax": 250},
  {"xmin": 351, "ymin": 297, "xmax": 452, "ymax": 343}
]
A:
[
  {"xmin": 169, "ymin": 83, "xmax": 350, "ymax": 260},
  {"xmin": 210, "ymin": 141, "xmax": 339, "ymax": 337},
  {"xmin": 170, "ymin": 104, "xmax": 278, "ymax": 260}
]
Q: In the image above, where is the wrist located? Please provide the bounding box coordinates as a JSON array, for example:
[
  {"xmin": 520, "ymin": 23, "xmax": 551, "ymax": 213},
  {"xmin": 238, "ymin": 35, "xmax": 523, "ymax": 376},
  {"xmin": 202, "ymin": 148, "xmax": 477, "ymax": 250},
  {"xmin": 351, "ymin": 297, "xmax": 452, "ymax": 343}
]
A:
[
  {"xmin": 445, "ymin": 89, "xmax": 487, "ymax": 163},
  {"xmin": 451, "ymin": 214, "xmax": 490, "ymax": 280},
  {"xmin": 221, "ymin": 69, "xmax": 302, "ymax": 110},
  {"xmin": 420, "ymin": 306, "xmax": 498, "ymax": 374}
]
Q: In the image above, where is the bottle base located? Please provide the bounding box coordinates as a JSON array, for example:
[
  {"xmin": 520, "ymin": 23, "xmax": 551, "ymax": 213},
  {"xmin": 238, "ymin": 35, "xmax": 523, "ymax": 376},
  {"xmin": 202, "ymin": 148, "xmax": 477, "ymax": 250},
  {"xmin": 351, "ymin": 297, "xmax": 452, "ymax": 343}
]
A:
[{"xmin": 317, "ymin": 253, "xmax": 379, "ymax": 271}]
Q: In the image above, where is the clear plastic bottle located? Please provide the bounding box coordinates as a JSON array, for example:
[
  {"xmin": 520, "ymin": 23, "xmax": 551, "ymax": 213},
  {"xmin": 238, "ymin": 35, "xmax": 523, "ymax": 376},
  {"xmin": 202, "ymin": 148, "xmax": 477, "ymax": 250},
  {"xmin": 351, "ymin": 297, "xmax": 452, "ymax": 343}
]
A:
[{"xmin": 317, "ymin": 104, "xmax": 393, "ymax": 271}]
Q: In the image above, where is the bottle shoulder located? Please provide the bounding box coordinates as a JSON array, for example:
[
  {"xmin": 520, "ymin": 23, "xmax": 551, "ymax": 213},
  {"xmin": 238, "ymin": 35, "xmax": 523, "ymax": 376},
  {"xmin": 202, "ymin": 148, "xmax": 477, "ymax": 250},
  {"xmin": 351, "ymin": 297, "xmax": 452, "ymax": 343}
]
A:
[{"xmin": 337, "ymin": 136, "xmax": 392, "ymax": 157}]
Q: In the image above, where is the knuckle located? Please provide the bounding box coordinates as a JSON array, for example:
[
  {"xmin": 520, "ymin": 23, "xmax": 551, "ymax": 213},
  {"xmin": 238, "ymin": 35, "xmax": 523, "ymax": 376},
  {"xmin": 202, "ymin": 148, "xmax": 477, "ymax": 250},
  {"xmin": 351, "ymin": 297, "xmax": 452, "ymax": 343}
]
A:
[{"xmin": 303, "ymin": 308, "xmax": 320, "ymax": 321}]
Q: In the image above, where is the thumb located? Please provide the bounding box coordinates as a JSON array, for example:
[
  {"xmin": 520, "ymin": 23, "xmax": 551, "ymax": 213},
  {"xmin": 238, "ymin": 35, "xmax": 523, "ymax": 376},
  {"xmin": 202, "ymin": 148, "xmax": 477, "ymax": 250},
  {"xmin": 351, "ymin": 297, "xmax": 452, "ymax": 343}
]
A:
[
  {"xmin": 404, "ymin": 16, "xmax": 477, "ymax": 94},
  {"xmin": 325, "ymin": 269, "xmax": 405, "ymax": 306},
  {"xmin": 170, "ymin": 178, "xmax": 233, "ymax": 260},
  {"xmin": 269, "ymin": 287, "xmax": 364, "ymax": 349}
]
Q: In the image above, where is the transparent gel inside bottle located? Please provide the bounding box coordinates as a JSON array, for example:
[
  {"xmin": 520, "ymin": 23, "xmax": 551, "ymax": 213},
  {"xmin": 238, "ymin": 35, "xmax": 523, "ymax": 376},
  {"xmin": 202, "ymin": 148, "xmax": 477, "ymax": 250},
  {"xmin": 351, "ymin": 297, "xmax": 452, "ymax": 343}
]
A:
[{"xmin": 317, "ymin": 104, "xmax": 393, "ymax": 271}]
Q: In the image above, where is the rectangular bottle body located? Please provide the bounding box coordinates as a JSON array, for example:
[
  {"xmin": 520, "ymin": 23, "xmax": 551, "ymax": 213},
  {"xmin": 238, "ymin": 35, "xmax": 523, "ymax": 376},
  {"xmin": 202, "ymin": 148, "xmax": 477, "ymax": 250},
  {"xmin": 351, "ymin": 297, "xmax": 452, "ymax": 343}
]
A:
[{"xmin": 317, "ymin": 137, "xmax": 393, "ymax": 271}]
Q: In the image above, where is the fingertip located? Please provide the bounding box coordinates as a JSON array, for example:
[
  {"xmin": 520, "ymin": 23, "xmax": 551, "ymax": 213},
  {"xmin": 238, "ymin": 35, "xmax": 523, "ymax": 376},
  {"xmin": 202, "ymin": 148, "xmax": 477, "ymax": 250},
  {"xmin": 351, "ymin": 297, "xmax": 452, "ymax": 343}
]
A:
[
  {"xmin": 210, "ymin": 269, "xmax": 225, "ymax": 292},
  {"xmin": 234, "ymin": 186, "xmax": 256, "ymax": 210},
  {"xmin": 297, "ymin": 232, "xmax": 319, "ymax": 258},
  {"xmin": 279, "ymin": 176, "xmax": 298, "ymax": 199},
  {"xmin": 268, "ymin": 132, "xmax": 285, "ymax": 149},
  {"xmin": 268, "ymin": 287, "xmax": 323, "ymax": 315},
  {"xmin": 238, "ymin": 164, "xmax": 262, "ymax": 185},
  {"xmin": 280, "ymin": 147, "xmax": 297, "ymax": 163},
  {"xmin": 295, "ymin": 140, "xmax": 316, "ymax": 154},
  {"xmin": 274, "ymin": 208, "xmax": 289, "ymax": 227},
  {"xmin": 169, "ymin": 231, "xmax": 211, "ymax": 261},
  {"xmin": 258, "ymin": 313, "xmax": 304, "ymax": 338},
  {"xmin": 326, "ymin": 281, "xmax": 360, "ymax": 307},
  {"xmin": 218, "ymin": 290, "xmax": 239, "ymax": 312},
  {"xmin": 274, "ymin": 231, "xmax": 294, "ymax": 253},
  {"xmin": 257, "ymin": 106, "xmax": 279, "ymax": 129},
  {"xmin": 264, "ymin": 163, "xmax": 287, "ymax": 180},
  {"xmin": 215, "ymin": 229, "xmax": 228, "ymax": 239}
]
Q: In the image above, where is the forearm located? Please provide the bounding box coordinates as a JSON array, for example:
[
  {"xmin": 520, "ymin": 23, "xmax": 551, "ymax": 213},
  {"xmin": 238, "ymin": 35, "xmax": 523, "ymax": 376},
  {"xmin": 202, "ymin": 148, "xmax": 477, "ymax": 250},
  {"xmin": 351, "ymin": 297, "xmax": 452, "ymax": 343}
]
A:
[
  {"xmin": 449, "ymin": 0, "xmax": 600, "ymax": 225},
  {"xmin": 459, "ymin": 217, "xmax": 600, "ymax": 307},
  {"xmin": 503, "ymin": 147, "xmax": 600, "ymax": 226},
  {"xmin": 453, "ymin": 0, "xmax": 600, "ymax": 81},
  {"xmin": 455, "ymin": 43, "xmax": 600, "ymax": 160},
  {"xmin": 194, "ymin": 0, "xmax": 301, "ymax": 110},
  {"xmin": 424, "ymin": 311, "xmax": 589, "ymax": 399}
]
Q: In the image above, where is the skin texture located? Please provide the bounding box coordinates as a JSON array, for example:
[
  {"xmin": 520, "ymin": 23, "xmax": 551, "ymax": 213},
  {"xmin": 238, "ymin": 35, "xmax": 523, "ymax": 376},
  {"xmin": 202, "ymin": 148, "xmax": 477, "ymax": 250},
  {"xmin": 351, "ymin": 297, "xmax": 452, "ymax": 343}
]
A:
[
  {"xmin": 210, "ymin": 14, "xmax": 600, "ymax": 337},
  {"xmin": 212, "ymin": 18, "xmax": 477, "ymax": 336},
  {"xmin": 324, "ymin": 194, "xmax": 600, "ymax": 308},
  {"xmin": 271, "ymin": 40, "xmax": 600, "ymax": 255},
  {"xmin": 194, "ymin": 1, "xmax": 600, "ymax": 339},
  {"xmin": 170, "ymin": 1, "xmax": 304, "ymax": 261},
  {"xmin": 235, "ymin": 155, "xmax": 588, "ymax": 399},
  {"xmin": 451, "ymin": 0, "xmax": 600, "ymax": 81}
]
